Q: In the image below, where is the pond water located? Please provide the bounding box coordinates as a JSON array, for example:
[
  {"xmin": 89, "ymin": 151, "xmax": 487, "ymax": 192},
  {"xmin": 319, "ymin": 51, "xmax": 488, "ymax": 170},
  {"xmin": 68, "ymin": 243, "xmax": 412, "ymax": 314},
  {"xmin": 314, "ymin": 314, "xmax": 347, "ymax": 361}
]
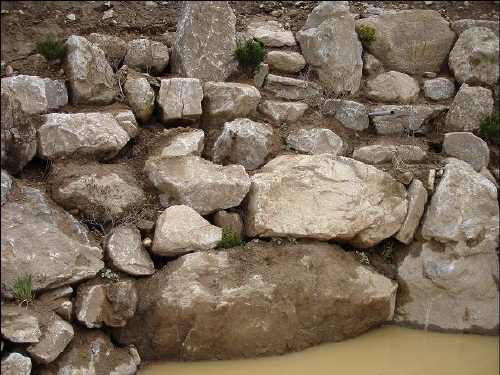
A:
[{"xmin": 137, "ymin": 325, "xmax": 499, "ymax": 375}]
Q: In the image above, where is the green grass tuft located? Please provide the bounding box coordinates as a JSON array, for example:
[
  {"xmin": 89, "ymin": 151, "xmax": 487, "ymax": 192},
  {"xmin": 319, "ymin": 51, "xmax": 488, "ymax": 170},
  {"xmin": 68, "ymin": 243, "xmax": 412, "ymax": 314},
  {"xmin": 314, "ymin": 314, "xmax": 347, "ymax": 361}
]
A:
[
  {"xmin": 218, "ymin": 228, "xmax": 244, "ymax": 249},
  {"xmin": 479, "ymin": 113, "xmax": 499, "ymax": 145},
  {"xmin": 36, "ymin": 36, "xmax": 67, "ymax": 61},
  {"xmin": 9, "ymin": 274, "xmax": 35, "ymax": 307}
]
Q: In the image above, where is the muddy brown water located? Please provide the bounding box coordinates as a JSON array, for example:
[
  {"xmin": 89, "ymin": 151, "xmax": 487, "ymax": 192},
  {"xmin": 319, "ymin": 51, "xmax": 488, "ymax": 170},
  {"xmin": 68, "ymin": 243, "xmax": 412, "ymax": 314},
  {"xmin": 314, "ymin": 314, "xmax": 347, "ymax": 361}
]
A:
[{"xmin": 137, "ymin": 325, "xmax": 499, "ymax": 375}]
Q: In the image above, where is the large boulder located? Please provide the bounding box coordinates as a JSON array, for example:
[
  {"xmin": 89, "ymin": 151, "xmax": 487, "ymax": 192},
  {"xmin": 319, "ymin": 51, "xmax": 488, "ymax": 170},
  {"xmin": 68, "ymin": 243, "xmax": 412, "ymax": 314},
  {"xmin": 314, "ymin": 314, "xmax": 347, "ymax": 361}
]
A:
[
  {"xmin": 245, "ymin": 154, "xmax": 408, "ymax": 248},
  {"xmin": 64, "ymin": 35, "xmax": 119, "ymax": 105},
  {"xmin": 394, "ymin": 158, "xmax": 499, "ymax": 333},
  {"xmin": 1, "ymin": 175, "xmax": 103, "ymax": 297},
  {"xmin": 170, "ymin": 1, "xmax": 237, "ymax": 81},
  {"xmin": 355, "ymin": 10, "xmax": 455, "ymax": 74},
  {"xmin": 145, "ymin": 155, "xmax": 251, "ymax": 215},
  {"xmin": 111, "ymin": 241, "xmax": 397, "ymax": 361},
  {"xmin": 296, "ymin": 1, "xmax": 362, "ymax": 96}
]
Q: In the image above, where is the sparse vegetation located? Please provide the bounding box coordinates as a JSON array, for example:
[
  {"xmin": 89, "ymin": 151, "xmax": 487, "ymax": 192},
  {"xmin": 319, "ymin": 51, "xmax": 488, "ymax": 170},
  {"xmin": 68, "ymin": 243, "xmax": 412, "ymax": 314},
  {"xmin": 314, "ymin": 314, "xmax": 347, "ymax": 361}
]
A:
[
  {"xmin": 271, "ymin": 237, "xmax": 283, "ymax": 245},
  {"xmin": 233, "ymin": 38, "xmax": 268, "ymax": 77},
  {"xmin": 9, "ymin": 274, "xmax": 35, "ymax": 307},
  {"xmin": 218, "ymin": 228, "xmax": 244, "ymax": 249},
  {"xmin": 35, "ymin": 36, "xmax": 67, "ymax": 61},
  {"xmin": 100, "ymin": 268, "xmax": 119, "ymax": 281},
  {"xmin": 479, "ymin": 113, "xmax": 499, "ymax": 145},
  {"xmin": 356, "ymin": 251, "xmax": 370, "ymax": 265},
  {"xmin": 278, "ymin": 122, "xmax": 289, "ymax": 132},
  {"xmin": 355, "ymin": 24, "xmax": 377, "ymax": 48},
  {"xmin": 382, "ymin": 240, "xmax": 396, "ymax": 260},
  {"xmin": 271, "ymin": 237, "xmax": 297, "ymax": 245}
]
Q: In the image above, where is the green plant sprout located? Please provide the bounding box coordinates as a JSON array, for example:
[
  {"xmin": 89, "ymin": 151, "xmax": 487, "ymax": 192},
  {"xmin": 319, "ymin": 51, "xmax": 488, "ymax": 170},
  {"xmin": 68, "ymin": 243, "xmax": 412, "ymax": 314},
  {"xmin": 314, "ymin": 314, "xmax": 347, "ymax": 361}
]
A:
[
  {"xmin": 218, "ymin": 228, "xmax": 244, "ymax": 249},
  {"xmin": 100, "ymin": 268, "xmax": 119, "ymax": 281},
  {"xmin": 9, "ymin": 274, "xmax": 35, "ymax": 307},
  {"xmin": 356, "ymin": 251, "xmax": 370, "ymax": 265},
  {"xmin": 382, "ymin": 240, "xmax": 396, "ymax": 260},
  {"xmin": 355, "ymin": 24, "xmax": 377, "ymax": 48}
]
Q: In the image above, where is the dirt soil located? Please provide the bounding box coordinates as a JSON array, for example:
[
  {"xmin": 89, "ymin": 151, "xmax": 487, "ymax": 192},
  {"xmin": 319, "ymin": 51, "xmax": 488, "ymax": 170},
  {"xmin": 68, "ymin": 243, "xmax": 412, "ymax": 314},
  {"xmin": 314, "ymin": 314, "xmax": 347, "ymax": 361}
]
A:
[{"xmin": 1, "ymin": 1, "xmax": 499, "ymax": 372}]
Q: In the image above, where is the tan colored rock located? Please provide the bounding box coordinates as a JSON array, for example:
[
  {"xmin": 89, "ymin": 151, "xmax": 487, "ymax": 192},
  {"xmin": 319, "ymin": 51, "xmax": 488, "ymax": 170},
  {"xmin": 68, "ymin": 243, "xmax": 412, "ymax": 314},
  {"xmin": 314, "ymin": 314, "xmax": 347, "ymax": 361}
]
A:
[
  {"xmin": 152, "ymin": 205, "xmax": 222, "ymax": 256},
  {"xmin": 145, "ymin": 155, "xmax": 251, "ymax": 215},
  {"xmin": 394, "ymin": 179, "xmax": 428, "ymax": 245},
  {"xmin": 112, "ymin": 242, "xmax": 397, "ymax": 361},
  {"xmin": 171, "ymin": 2, "xmax": 237, "ymax": 81},
  {"xmin": 213, "ymin": 118, "xmax": 273, "ymax": 171},
  {"xmin": 245, "ymin": 154, "xmax": 407, "ymax": 248},
  {"xmin": 64, "ymin": 35, "xmax": 119, "ymax": 105},
  {"xmin": 297, "ymin": 1, "xmax": 362, "ymax": 96},
  {"xmin": 157, "ymin": 78, "xmax": 203, "ymax": 123},
  {"xmin": 75, "ymin": 280, "xmax": 138, "ymax": 328},
  {"xmin": 356, "ymin": 10, "xmax": 455, "ymax": 74},
  {"xmin": 202, "ymin": 82, "xmax": 261, "ymax": 129},
  {"xmin": 27, "ymin": 316, "xmax": 74, "ymax": 365}
]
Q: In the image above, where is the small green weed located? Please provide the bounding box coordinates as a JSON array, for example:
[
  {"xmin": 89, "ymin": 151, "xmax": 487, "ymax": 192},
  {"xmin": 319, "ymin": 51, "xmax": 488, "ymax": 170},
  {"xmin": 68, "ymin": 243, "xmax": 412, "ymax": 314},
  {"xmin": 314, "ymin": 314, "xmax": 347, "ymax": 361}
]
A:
[
  {"xmin": 218, "ymin": 228, "xmax": 244, "ymax": 249},
  {"xmin": 356, "ymin": 251, "xmax": 370, "ymax": 265},
  {"xmin": 9, "ymin": 274, "xmax": 35, "ymax": 307},
  {"xmin": 479, "ymin": 113, "xmax": 499, "ymax": 145},
  {"xmin": 282, "ymin": 144, "xmax": 292, "ymax": 151},
  {"xmin": 355, "ymin": 24, "xmax": 377, "ymax": 48},
  {"xmin": 234, "ymin": 39, "xmax": 268, "ymax": 77},
  {"xmin": 382, "ymin": 240, "xmax": 396, "ymax": 260},
  {"xmin": 271, "ymin": 237, "xmax": 297, "ymax": 245},
  {"xmin": 35, "ymin": 36, "xmax": 67, "ymax": 61},
  {"xmin": 278, "ymin": 122, "xmax": 289, "ymax": 131},
  {"xmin": 271, "ymin": 237, "xmax": 283, "ymax": 245},
  {"xmin": 100, "ymin": 268, "xmax": 119, "ymax": 281}
]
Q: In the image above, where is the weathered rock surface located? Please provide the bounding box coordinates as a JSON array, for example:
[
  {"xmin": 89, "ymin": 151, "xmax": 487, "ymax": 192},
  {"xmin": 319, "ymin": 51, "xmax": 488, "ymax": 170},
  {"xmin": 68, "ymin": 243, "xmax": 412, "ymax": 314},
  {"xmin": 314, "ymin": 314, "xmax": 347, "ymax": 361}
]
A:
[
  {"xmin": 27, "ymin": 316, "xmax": 74, "ymax": 365},
  {"xmin": 286, "ymin": 128, "xmax": 345, "ymax": 155},
  {"xmin": 1, "ymin": 352, "xmax": 32, "ymax": 375},
  {"xmin": 448, "ymin": 27, "xmax": 499, "ymax": 86},
  {"xmin": 1, "ymin": 306, "xmax": 42, "ymax": 343},
  {"xmin": 445, "ymin": 83, "xmax": 494, "ymax": 132},
  {"xmin": 356, "ymin": 10, "xmax": 455, "ymax": 74},
  {"xmin": 64, "ymin": 35, "xmax": 119, "ymax": 105},
  {"xmin": 32, "ymin": 326, "xmax": 137, "ymax": 375},
  {"xmin": 74, "ymin": 280, "xmax": 138, "ymax": 329},
  {"xmin": 123, "ymin": 38, "xmax": 170, "ymax": 75},
  {"xmin": 36, "ymin": 112, "xmax": 133, "ymax": 161},
  {"xmin": 297, "ymin": 1, "xmax": 363, "ymax": 96},
  {"xmin": 145, "ymin": 155, "xmax": 251, "ymax": 215},
  {"xmin": 201, "ymin": 81, "xmax": 261, "ymax": 129},
  {"xmin": 171, "ymin": 1, "xmax": 237, "ymax": 81},
  {"xmin": 156, "ymin": 78, "xmax": 203, "ymax": 123},
  {"xmin": 151, "ymin": 205, "xmax": 222, "ymax": 257},
  {"xmin": 111, "ymin": 241, "xmax": 397, "ymax": 361},
  {"xmin": 104, "ymin": 224, "xmax": 155, "ymax": 276},
  {"xmin": 1, "ymin": 86, "xmax": 37, "ymax": 174},
  {"xmin": 394, "ymin": 158, "xmax": 499, "ymax": 332},
  {"xmin": 245, "ymin": 154, "xmax": 408, "ymax": 248},
  {"xmin": 1, "ymin": 180, "xmax": 103, "ymax": 296},
  {"xmin": 213, "ymin": 118, "xmax": 273, "ymax": 171},
  {"xmin": 49, "ymin": 162, "xmax": 145, "ymax": 223}
]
